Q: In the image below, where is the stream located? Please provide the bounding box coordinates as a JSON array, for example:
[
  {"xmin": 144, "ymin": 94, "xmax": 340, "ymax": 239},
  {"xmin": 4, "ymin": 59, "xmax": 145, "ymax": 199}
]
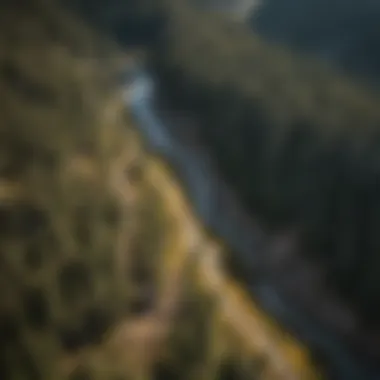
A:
[{"xmin": 123, "ymin": 66, "xmax": 379, "ymax": 380}]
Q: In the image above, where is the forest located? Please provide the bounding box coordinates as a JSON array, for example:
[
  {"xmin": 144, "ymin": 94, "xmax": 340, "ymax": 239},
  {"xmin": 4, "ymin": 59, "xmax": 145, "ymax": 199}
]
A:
[
  {"xmin": 148, "ymin": 0, "xmax": 380, "ymax": 333},
  {"xmin": 7, "ymin": 0, "xmax": 380, "ymax": 378},
  {"xmin": 0, "ymin": 1, "xmax": 324, "ymax": 380}
]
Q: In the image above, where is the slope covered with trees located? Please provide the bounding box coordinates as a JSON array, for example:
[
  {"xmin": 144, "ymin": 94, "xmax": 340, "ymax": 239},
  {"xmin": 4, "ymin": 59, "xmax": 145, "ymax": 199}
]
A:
[
  {"xmin": 0, "ymin": 1, "xmax": 320, "ymax": 379},
  {"xmin": 149, "ymin": 1, "xmax": 380, "ymax": 364}
]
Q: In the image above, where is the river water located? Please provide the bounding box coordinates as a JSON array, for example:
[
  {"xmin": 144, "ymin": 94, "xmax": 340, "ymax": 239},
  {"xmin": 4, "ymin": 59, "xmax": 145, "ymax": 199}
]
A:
[
  {"xmin": 123, "ymin": 65, "xmax": 380, "ymax": 380},
  {"xmin": 119, "ymin": 3, "xmax": 380, "ymax": 378}
]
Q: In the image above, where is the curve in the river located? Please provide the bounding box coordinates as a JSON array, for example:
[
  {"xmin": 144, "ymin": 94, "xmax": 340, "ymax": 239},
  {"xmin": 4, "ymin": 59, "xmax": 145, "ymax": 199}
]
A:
[
  {"xmin": 123, "ymin": 67, "xmax": 380, "ymax": 380},
  {"xmin": 123, "ymin": 68, "xmax": 264, "ymax": 269}
]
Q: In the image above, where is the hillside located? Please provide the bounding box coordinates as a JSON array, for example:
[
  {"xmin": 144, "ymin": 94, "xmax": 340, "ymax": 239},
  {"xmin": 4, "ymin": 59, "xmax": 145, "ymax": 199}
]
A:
[
  {"xmin": 0, "ymin": 1, "xmax": 321, "ymax": 379},
  {"xmin": 148, "ymin": 0, "xmax": 380, "ymax": 373},
  {"xmin": 57, "ymin": 0, "xmax": 380, "ymax": 376}
]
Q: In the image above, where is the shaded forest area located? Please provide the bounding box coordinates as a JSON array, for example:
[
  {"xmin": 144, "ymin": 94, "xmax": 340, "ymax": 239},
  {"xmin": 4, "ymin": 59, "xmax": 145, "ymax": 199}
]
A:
[{"xmin": 148, "ymin": 2, "xmax": 380, "ymax": 333}]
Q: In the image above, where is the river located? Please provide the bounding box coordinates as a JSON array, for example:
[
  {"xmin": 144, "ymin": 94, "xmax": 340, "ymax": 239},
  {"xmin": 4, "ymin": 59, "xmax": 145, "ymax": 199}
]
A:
[{"xmin": 123, "ymin": 65, "xmax": 380, "ymax": 380}]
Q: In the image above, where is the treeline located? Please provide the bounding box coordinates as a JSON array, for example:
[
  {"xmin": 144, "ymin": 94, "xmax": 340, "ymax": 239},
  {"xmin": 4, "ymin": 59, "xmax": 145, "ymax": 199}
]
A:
[{"xmin": 148, "ymin": 3, "xmax": 380, "ymax": 328}]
